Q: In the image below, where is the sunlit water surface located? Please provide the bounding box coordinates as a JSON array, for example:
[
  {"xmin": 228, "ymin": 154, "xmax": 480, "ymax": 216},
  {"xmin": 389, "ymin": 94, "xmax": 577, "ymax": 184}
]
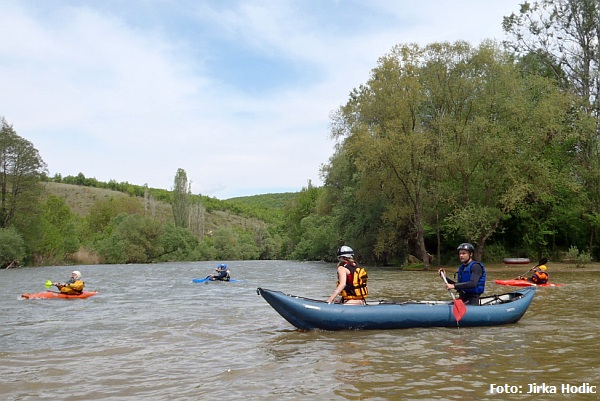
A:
[{"xmin": 1, "ymin": 261, "xmax": 598, "ymax": 400}]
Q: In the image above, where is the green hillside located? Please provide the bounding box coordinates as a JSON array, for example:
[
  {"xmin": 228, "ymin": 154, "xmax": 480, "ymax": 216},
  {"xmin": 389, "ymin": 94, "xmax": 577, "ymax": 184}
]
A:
[
  {"xmin": 42, "ymin": 182, "xmax": 137, "ymax": 216},
  {"xmin": 227, "ymin": 192, "xmax": 296, "ymax": 209},
  {"xmin": 41, "ymin": 181, "xmax": 292, "ymax": 233}
]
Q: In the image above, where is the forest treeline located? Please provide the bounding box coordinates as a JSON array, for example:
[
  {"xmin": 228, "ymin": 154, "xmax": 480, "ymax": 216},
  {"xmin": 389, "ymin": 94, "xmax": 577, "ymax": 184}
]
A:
[
  {"xmin": 0, "ymin": 154, "xmax": 298, "ymax": 267},
  {"xmin": 1, "ymin": 0, "xmax": 599, "ymax": 268}
]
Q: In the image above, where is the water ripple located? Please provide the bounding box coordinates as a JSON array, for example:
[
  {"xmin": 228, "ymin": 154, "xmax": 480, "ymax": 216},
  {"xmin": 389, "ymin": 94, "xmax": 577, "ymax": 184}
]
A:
[{"xmin": 1, "ymin": 262, "xmax": 598, "ymax": 400}]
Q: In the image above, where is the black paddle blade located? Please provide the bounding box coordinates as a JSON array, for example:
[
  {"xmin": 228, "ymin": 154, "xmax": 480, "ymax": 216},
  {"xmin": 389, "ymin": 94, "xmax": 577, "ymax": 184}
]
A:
[{"xmin": 538, "ymin": 257, "xmax": 548, "ymax": 266}]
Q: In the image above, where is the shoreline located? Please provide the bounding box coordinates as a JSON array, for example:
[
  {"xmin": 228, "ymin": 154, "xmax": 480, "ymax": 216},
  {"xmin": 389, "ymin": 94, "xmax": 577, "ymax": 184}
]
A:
[
  {"xmin": 404, "ymin": 262, "xmax": 600, "ymax": 273},
  {"xmin": 483, "ymin": 262, "xmax": 600, "ymax": 273}
]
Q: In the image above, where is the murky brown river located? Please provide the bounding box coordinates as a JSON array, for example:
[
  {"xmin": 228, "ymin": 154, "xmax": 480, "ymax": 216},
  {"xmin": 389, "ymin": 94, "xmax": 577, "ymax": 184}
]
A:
[{"xmin": 1, "ymin": 261, "xmax": 598, "ymax": 400}]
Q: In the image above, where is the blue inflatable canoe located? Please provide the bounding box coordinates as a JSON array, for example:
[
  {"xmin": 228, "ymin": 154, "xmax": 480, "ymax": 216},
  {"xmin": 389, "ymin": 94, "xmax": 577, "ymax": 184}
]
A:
[{"xmin": 257, "ymin": 287, "xmax": 536, "ymax": 331}]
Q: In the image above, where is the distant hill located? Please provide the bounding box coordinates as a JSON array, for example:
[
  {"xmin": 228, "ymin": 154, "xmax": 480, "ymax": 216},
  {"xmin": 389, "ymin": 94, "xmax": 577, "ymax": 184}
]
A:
[
  {"xmin": 223, "ymin": 192, "xmax": 297, "ymax": 224},
  {"xmin": 41, "ymin": 181, "xmax": 295, "ymax": 233},
  {"xmin": 42, "ymin": 182, "xmax": 136, "ymax": 216},
  {"xmin": 226, "ymin": 192, "xmax": 296, "ymax": 210}
]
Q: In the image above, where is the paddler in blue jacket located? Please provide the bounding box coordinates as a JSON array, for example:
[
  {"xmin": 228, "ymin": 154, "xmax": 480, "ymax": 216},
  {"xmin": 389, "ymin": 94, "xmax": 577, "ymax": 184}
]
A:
[
  {"xmin": 209, "ymin": 264, "xmax": 230, "ymax": 281},
  {"xmin": 438, "ymin": 243, "xmax": 486, "ymax": 305}
]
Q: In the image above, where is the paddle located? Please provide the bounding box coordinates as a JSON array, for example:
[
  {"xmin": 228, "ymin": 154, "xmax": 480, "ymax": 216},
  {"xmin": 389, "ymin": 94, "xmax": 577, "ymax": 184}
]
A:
[
  {"xmin": 515, "ymin": 257, "xmax": 548, "ymax": 280},
  {"xmin": 45, "ymin": 280, "xmax": 53, "ymax": 289},
  {"xmin": 192, "ymin": 276, "xmax": 212, "ymax": 283},
  {"xmin": 440, "ymin": 271, "xmax": 467, "ymax": 325}
]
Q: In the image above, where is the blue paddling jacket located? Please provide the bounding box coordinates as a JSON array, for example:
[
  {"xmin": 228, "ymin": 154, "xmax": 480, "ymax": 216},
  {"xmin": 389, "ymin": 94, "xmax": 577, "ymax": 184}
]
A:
[{"xmin": 455, "ymin": 261, "xmax": 486, "ymax": 294}]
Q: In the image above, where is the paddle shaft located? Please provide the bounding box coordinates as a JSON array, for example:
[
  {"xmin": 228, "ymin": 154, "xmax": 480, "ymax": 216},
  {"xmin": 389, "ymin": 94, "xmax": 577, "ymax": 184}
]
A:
[
  {"xmin": 440, "ymin": 271, "xmax": 467, "ymax": 325},
  {"xmin": 515, "ymin": 257, "xmax": 548, "ymax": 279},
  {"xmin": 440, "ymin": 271, "xmax": 456, "ymax": 300}
]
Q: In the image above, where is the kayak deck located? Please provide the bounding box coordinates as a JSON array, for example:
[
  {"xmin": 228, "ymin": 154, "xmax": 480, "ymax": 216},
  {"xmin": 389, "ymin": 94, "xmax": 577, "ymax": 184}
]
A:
[
  {"xmin": 192, "ymin": 277, "xmax": 238, "ymax": 283},
  {"xmin": 21, "ymin": 291, "xmax": 99, "ymax": 299},
  {"xmin": 495, "ymin": 279, "xmax": 563, "ymax": 287}
]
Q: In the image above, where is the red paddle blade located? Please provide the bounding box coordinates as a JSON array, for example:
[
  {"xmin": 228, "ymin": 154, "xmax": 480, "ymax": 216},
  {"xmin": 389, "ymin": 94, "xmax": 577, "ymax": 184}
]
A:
[{"xmin": 453, "ymin": 299, "xmax": 467, "ymax": 322}]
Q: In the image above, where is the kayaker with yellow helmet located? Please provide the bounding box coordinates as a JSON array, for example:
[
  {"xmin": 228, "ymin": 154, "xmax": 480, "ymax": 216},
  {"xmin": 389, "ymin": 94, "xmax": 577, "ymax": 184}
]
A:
[
  {"xmin": 52, "ymin": 271, "xmax": 85, "ymax": 295},
  {"xmin": 516, "ymin": 261, "xmax": 550, "ymax": 284},
  {"xmin": 530, "ymin": 264, "xmax": 549, "ymax": 284}
]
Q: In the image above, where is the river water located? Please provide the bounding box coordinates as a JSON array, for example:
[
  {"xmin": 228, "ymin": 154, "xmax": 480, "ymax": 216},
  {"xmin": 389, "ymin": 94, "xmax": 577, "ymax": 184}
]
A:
[{"xmin": 1, "ymin": 261, "xmax": 598, "ymax": 401}]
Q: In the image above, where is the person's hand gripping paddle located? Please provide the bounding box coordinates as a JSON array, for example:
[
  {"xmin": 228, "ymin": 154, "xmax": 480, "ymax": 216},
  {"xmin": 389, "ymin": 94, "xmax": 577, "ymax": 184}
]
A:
[{"xmin": 440, "ymin": 270, "xmax": 467, "ymax": 326}]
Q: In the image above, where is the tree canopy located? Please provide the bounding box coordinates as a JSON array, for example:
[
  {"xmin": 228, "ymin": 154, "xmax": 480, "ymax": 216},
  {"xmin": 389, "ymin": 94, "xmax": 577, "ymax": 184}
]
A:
[
  {"xmin": 310, "ymin": 40, "xmax": 592, "ymax": 266},
  {"xmin": 0, "ymin": 117, "xmax": 46, "ymax": 229}
]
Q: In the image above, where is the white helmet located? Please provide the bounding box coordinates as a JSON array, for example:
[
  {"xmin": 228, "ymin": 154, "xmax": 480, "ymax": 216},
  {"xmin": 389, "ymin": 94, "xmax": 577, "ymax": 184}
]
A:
[
  {"xmin": 337, "ymin": 245, "xmax": 354, "ymax": 258},
  {"xmin": 71, "ymin": 271, "xmax": 82, "ymax": 280}
]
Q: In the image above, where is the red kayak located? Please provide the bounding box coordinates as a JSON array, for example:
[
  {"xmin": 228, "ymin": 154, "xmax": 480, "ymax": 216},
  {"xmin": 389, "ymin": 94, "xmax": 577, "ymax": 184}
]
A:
[
  {"xmin": 494, "ymin": 279, "xmax": 563, "ymax": 287},
  {"xmin": 21, "ymin": 291, "xmax": 99, "ymax": 299}
]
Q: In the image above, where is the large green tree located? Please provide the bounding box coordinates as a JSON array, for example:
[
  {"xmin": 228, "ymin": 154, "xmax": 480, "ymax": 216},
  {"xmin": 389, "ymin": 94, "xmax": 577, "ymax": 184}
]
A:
[
  {"xmin": 325, "ymin": 41, "xmax": 576, "ymax": 265},
  {"xmin": 503, "ymin": 0, "xmax": 600, "ymax": 112},
  {"xmin": 158, "ymin": 224, "xmax": 200, "ymax": 261},
  {"xmin": 94, "ymin": 214, "xmax": 164, "ymax": 264},
  {"xmin": 35, "ymin": 195, "xmax": 81, "ymax": 264},
  {"xmin": 424, "ymin": 42, "xmax": 576, "ymax": 260},
  {"xmin": 503, "ymin": 0, "xmax": 600, "ymax": 257},
  {"xmin": 329, "ymin": 44, "xmax": 434, "ymax": 266},
  {"xmin": 84, "ymin": 196, "xmax": 143, "ymax": 237},
  {"xmin": 0, "ymin": 117, "xmax": 46, "ymax": 229},
  {"xmin": 0, "ymin": 227, "xmax": 25, "ymax": 267},
  {"xmin": 172, "ymin": 168, "xmax": 190, "ymax": 228}
]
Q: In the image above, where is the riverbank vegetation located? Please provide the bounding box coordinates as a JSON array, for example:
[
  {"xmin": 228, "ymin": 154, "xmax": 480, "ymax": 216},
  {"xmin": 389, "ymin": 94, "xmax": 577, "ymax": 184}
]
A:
[{"xmin": 1, "ymin": 1, "xmax": 598, "ymax": 269}]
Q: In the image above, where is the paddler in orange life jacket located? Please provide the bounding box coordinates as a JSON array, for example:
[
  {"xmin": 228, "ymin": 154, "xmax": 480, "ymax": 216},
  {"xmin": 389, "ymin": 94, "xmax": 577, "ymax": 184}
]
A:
[
  {"xmin": 326, "ymin": 246, "xmax": 368, "ymax": 305},
  {"xmin": 529, "ymin": 264, "xmax": 549, "ymax": 284},
  {"xmin": 53, "ymin": 271, "xmax": 85, "ymax": 295},
  {"xmin": 438, "ymin": 243, "xmax": 486, "ymax": 305}
]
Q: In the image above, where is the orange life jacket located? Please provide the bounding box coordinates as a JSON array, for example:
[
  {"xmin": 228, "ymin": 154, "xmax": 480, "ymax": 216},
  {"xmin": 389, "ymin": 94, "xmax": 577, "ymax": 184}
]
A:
[
  {"xmin": 531, "ymin": 271, "xmax": 548, "ymax": 284},
  {"xmin": 339, "ymin": 262, "xmax": 368, "ymax": 301}
]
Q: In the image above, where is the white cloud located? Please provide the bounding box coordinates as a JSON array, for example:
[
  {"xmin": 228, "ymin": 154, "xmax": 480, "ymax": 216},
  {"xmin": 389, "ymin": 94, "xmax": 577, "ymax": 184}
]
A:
[{"xmin": 0, "ymin": 0, "xmax": 523, "ymax": 198}]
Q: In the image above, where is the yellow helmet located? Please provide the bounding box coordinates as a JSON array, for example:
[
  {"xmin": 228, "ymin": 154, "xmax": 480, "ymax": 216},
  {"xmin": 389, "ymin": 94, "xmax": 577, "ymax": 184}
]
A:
[{"xmin": 538, "ymin": 265, "xmax": 547, "ymax": 272}]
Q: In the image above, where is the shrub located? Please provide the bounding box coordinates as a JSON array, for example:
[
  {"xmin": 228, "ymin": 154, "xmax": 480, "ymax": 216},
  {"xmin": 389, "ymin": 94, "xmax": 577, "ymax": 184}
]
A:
[{"xmin": 0, "ymin": 227, "xmax": 26, "ymax": 267}]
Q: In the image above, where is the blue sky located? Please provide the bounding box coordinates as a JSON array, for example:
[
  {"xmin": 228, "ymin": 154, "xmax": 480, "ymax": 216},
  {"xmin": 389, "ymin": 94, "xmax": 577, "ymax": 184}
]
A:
[{"xmin": 1, "ymin": 0, "xmax": 524, "ymax": 199}]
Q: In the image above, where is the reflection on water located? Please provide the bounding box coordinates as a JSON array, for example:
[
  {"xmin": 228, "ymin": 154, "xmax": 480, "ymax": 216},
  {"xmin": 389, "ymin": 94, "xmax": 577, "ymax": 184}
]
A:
[{"xmin": 0, "ymin": 262, "xmax": 598, "ymax": 400}]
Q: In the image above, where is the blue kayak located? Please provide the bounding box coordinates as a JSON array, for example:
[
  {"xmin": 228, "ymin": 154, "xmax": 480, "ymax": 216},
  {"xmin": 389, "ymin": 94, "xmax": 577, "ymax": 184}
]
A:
[
  {"xmin": 257, "ymin": 287, "xmax": 536, "ymax": 331},
  {"xmin": 193, "ymin": 277, "xmax": 238, "ymax": 283}
]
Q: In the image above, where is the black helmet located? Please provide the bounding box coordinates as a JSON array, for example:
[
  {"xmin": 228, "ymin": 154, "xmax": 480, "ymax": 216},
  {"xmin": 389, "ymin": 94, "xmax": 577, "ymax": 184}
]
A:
[{"xmin": 457, "ymin": 243, "xmax": 475, "ymax": 253}]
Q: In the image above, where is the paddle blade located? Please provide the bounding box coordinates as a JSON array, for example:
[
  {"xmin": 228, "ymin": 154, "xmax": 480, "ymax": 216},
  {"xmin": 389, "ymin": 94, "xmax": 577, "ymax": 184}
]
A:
[
  {"xmin": 44, "ymin": 280, "xmax": 52, "ymax": 288},
  {"xmin": 453, "ymin": 299, "xmax": 467, "ymax": 322}
]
